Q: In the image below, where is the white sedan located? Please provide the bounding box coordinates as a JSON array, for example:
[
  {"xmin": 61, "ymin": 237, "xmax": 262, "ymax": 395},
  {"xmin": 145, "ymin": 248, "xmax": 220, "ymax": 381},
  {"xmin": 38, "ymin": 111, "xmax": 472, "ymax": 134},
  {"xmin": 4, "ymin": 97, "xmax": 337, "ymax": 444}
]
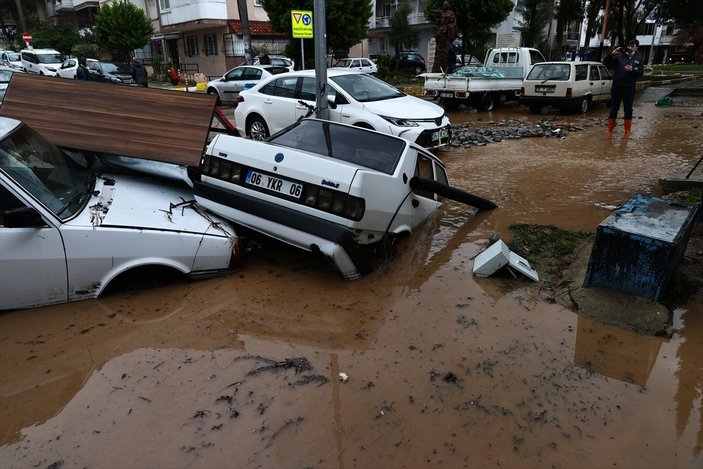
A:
[
  {"xmin": 205, "ymin": 64, "xmax": 289, "ymax": 105},
  {"xmin": 234, "ymin": 69, "xmax": 451, "ymax": 149},
  {"xmin": 0, "ymin": 116, "xmax": 239, "ymax": 311},
  {"xmin": 330, "ymin": 57, "xmax": 378, "ymax": 74}
]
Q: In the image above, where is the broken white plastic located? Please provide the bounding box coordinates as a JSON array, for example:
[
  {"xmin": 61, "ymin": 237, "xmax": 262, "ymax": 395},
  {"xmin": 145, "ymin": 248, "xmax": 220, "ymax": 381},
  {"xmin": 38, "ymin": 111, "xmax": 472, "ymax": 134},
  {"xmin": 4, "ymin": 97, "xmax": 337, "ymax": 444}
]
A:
[{"xmin": 472, "ymin": 240, "xmax": 539, "ymax": 282}]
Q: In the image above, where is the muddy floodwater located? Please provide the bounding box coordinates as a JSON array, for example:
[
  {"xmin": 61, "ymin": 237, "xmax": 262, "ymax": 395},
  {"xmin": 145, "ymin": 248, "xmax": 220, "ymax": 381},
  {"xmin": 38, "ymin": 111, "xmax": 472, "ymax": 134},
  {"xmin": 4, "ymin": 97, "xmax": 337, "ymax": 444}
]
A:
[{"xmin": 1, "ymin": 85, "xmax": 702, "ymax": 468}]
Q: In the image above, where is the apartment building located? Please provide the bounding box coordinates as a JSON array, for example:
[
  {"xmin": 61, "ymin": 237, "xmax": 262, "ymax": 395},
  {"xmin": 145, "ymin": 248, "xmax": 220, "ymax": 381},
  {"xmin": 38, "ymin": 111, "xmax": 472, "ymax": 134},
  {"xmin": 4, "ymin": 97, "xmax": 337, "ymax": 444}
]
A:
[{"xmin": 44, "ymin": 0, "xmax": 287, "ymax": 78}]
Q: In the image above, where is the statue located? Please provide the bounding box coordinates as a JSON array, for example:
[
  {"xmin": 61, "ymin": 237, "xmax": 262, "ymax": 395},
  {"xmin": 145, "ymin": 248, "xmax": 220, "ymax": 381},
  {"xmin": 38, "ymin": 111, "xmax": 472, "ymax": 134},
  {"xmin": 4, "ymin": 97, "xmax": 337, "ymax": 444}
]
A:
[{"xmin": 432, "ymin": 1, "xmax": 458, "ymax": 73}]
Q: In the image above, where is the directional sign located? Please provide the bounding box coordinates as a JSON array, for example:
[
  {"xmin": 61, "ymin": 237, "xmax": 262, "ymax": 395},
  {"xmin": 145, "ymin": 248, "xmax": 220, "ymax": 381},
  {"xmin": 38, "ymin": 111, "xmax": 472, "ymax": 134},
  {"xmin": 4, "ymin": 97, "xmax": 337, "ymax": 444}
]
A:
[
  {"xmin": 21, "ymin": 32, "xmax": 32, "ymax": 43},
  {"xmin": 291, "ymin": 10, "xmax": 313, "ymax": 39}
]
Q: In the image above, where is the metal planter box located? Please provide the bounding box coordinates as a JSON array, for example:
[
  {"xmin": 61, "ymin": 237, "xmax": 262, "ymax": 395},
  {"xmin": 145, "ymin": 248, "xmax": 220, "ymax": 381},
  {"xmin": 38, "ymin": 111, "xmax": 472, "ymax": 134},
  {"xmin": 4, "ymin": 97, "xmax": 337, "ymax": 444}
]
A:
[{"xmin": 583, "ymin": 194, "xmax": 699, "ymax": 300}]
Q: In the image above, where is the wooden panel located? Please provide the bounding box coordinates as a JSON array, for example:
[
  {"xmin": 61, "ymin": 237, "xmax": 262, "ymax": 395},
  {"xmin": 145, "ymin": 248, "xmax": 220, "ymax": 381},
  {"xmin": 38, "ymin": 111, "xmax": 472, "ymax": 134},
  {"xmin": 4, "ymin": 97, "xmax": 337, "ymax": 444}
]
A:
[{"xmin": 0, "ymin": 73, "xmax": 219, "ymax": 166}]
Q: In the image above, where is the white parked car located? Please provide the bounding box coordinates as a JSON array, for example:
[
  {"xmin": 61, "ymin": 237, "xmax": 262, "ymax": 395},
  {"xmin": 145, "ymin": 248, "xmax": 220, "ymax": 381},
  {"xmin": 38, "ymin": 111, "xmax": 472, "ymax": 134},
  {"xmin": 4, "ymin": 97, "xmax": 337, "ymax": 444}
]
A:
[
  {"xmin": 234, "ymin": 69, "xmax": 451, "ymax": 149},
  {"xmin": 253, "ymin": 55, "xmax": 295, "ymax": 72},
  {"xmin": 194, "ymin": 118, "xmax": 495, "ymax": 280},
  {"xmin": 0, "ymin": 65, "xmax": 20, "ymax": 102},
  {"xmin": 520, "ymin": 61, "xmax": 613, "ymax": 113},
  {"xmin": 1, "ymin": 50, "xmax": 23, "ymax": 71},
  {"xmin": 330, "ymin": 57, "xmax": 378, "ymax": 74},
  {"xmin": 20, "ymin": 48, "xmax": 64, "ymax": 76},
  {"xmin": 205, "ymin": 64, "xmax": 290, "ymax": 105},
  {"xmin": 0, "ymin": 116, "xmax": 240, "ymax": 311}
]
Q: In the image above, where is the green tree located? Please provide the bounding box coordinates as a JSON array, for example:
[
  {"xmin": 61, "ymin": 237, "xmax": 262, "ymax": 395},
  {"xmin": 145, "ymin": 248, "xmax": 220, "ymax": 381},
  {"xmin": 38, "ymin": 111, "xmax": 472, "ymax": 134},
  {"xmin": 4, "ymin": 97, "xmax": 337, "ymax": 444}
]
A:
[
  {"xmin": 31, "ymin": 20, "xmax": 81, "ymax": 55},
  {"xmin": 93, "ymin": 0, "xmax": 153, "ymax": 60},
  {"xmin": 553, "ymin": 0, "xmax": 586, "ymax": 59},
  {"xmin": 515, "ymin": 0, "xmax": 555, "ymax": 48},
  {"xmin": 387, "ymin": 4, "xmax": 419, "ymax": 57},
  {"xmin": 651, "ymin": 0, "xmax": 703, "ymax": 62},
  {"xmin": 262, "ymin": 0, "xmax": 372, "ymax": 67},
  {"xmin": 425, "ymin": 0, "xmax": 514, "ymax": 61}
]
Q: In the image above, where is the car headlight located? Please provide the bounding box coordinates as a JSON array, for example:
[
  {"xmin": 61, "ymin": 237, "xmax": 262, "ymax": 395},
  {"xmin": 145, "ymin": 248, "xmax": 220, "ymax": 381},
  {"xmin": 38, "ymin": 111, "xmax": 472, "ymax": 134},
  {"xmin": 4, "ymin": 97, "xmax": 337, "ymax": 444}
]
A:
[{"xmin": 380, "ymin": 115, "xmax": 419, "ymax": 127}]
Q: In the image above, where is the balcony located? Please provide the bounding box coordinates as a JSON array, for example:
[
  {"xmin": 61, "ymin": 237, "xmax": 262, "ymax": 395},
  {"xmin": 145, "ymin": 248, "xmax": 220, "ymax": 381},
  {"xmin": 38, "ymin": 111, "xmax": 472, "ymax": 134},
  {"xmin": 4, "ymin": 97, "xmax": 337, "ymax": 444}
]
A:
[
  {"xmin": 374, "ymin": 12, "xmax": 428, "ymax": 29},
  {"xmin": 160, "ymin": 0, "xmax": 227, "ymax": 27}
]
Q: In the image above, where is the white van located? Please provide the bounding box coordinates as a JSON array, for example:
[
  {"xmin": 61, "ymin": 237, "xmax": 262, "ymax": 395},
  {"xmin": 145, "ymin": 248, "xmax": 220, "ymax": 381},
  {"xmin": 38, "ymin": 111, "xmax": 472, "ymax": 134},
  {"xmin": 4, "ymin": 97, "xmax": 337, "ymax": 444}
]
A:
[{"xmin": 21, "ymin": 48, "xmax": 64, "ymax": 76}]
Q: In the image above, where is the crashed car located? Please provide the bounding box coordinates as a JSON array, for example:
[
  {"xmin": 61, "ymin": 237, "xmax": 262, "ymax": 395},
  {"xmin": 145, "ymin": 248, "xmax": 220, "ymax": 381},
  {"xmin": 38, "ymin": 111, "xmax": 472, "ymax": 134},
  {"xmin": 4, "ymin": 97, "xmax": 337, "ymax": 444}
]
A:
[
  {"xmin": 0, "ymin": 116, "xmax": 239, "ymax": 311},
  {"xmin": 194, "ymin": 118, "xmax": 495, "ymax": 280}
]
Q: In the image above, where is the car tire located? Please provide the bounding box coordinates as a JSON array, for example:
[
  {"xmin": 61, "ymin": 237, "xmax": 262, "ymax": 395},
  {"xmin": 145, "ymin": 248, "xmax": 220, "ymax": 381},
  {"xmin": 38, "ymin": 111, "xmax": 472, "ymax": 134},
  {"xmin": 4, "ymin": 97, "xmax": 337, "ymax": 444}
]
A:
[
  {"xmin": 247, "ymin": 115, "xmax": 270, "ymax": 141},
  {"xmin": 575, "ymin": 97, "xmax": 589, "ymax": 114},
  {"xmin": 480, "ymin": 93, "xmax": 496, "ymax": 112},
  {"xmin": 414, "ymin": 66, "xmax": 423, "ymax": 75}
]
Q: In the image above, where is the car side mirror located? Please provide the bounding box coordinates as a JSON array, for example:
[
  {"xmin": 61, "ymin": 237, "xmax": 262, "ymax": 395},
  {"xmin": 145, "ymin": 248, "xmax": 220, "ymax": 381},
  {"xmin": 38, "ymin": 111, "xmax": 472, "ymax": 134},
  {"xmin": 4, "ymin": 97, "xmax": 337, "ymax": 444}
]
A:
[
  {"xmin": 327, "ymin": 95, "xmax": 337, "ymax": 109},
  {"xmin": 3, "ymin": 206, "xmax": 46, "ymax": 228}
]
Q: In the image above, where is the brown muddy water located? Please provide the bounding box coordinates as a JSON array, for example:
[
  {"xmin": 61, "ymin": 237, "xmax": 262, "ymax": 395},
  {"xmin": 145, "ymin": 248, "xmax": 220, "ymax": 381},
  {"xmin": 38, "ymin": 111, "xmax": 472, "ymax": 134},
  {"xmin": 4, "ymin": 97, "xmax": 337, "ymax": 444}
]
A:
[{"xmin": 1, "ymin": 88, "xmax": 702, "ymax": 469}]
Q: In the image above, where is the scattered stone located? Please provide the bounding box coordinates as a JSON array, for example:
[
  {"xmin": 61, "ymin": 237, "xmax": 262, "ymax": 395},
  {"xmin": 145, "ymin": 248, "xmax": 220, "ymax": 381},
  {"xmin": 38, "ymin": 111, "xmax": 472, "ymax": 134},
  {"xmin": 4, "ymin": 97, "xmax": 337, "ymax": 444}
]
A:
[{"xmin": 448, "ymin": 118, "xmax": 595, "ymax": 148}]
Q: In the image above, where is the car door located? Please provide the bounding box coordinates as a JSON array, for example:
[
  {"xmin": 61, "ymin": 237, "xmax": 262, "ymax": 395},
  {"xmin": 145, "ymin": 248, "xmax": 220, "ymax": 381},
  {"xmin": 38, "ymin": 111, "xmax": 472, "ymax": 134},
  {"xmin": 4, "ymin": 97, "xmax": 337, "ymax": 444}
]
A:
[
  {"xmin": 219, "ymin": 67, "xmax": 246, "ymax": 102},
  {"xmin": 598, "ymin": 64, "xmax": 612, "ymax": 100},
  {"xmin": 21, "ymin": 51, "xmax": 38, "ymax": 74},
  {"xmin": 258, "ymin": 76, "xmax": 300, "ymax": 134},
  {"xmin": 411, "ymin": 150, "xmax": 445, "ymax": 228},
  {"xmin": 0, "ymin": 182, "xmax": 68, "ymax": 310},
  {"xmin": 57, "ymin": 58, "xmax": 77, "ymax": 79},
  {"xmin": 589, "ymin": 64, "xmax": 603, "ymax": 100}
]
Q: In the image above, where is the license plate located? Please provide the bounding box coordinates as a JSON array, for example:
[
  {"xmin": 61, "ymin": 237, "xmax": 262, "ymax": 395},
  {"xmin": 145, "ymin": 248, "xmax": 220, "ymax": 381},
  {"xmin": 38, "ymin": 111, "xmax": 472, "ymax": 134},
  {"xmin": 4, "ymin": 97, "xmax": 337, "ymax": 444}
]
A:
[
  {"xmin": 432, "ymin": 127, "xmax": 450, "ymax": 142},
  {"xmin": 440, "ymin": 92, "xmax": 454, "ymax": 98},
  {"xmin": 245, "ymin": 170, "xmax": 303, "ymax": 199},
  {"xmin": 535, "ymin": 86, "xmax": 555, "ymax": 93}
]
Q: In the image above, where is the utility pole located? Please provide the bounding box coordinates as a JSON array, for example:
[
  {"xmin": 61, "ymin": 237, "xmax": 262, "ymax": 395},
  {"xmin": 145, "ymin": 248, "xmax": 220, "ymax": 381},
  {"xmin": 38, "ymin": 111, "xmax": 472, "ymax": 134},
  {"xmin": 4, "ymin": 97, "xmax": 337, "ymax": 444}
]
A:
[
  {"xmin": 598, "ymin": 0, "xmax": 611, "ymax": 61},
  {"xmin": 313, "ymin": 0, "xmax": 328, "ymax": 120},
  {"xmin": 237, "ymin": 0, "xmax": 254, "ymax": 64}
]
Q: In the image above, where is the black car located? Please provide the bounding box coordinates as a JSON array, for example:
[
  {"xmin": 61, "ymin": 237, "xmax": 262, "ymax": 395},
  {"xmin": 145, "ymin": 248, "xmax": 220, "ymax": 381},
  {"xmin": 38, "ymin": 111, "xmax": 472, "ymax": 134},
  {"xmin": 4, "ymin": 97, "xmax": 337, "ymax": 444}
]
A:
[
  {"xmin": 389, "ymin": 52, "xmax": 426, "ymax": 74},
  {"xmin": 88, "ymin": 61, "xmax": 136, "ymax": 85}
]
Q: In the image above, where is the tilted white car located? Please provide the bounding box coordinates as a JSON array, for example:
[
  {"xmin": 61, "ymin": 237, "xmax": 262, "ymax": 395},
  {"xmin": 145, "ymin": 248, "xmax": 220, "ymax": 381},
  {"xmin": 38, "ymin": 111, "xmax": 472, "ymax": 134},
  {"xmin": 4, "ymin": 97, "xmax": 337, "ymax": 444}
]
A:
[
  {"xmin": 194, "ymin": 119, "xmax": 494, "ymax": 280},
  {"xmin": 0, "ymin": 116, "xmax": 239, "ymax": 311},
  {"xmin": 520, "ymin": 61, "xmax": 613, "ymax": 113},
  {"xmin": 329, "ymin": 57, "xmax": 378, "ymax": 74},
  {"xmin": 205, "ymin": 64, "xmax": 290, "ymax": 105},
  {"xmin": 234, "ymin": 69, "xmax": 451, "ymax": 149}
]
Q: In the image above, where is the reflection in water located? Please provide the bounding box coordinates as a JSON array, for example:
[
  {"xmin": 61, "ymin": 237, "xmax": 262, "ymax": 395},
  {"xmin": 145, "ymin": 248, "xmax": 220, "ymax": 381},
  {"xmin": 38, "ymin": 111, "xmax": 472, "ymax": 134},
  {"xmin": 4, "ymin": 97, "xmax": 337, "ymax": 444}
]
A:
[{"xmin": 574, "ymin": 315, "xmax": 664, "ymax": 386}]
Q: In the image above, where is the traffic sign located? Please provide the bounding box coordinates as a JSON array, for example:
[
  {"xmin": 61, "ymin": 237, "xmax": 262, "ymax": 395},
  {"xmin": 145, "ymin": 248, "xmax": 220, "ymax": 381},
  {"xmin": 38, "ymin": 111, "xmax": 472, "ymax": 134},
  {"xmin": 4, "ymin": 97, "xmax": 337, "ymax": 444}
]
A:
[
  {"xmin": 22, "ymin": 32, "xmax": 32, "ymax": 43},
  {"xmin": 291, "ymin": 10, "xmax": 313, "ymax": 39}
]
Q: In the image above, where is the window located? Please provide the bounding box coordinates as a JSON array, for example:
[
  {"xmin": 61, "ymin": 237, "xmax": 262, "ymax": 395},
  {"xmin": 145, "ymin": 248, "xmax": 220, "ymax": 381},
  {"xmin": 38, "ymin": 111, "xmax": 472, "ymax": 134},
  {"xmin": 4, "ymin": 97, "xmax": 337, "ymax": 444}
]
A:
[
  {"xmin": 254, "ymin": 0, "xmax": 263, "ymax": 5},
  {"xmin": 261, "ymin": 77, "xmax": 297, "ymax": 98},
  {"xmin": 589, "ymin": 65, "xmax": 600, "ymax": 81},
  {"xmin": 413, "ymin": 154, "xmax": 436, "ymax": 199},
  {"xmin": 241, "ymin": 68, "xmax": 262, "ymax": 80},
  {"xmin": 186, "ymin": 36, "xmax": 199, "ymax": 57},
  {"xmin": 598, "ymin": 65, "xmax": 611, "ymax": 79},
  {"xmin": 575, "ymin": 64, "xmax": 588, "ymax": 80},
  {"xmin": 159, "ymin": 0, "xmax": 170, "ymax": 10},
  {"xmin": 300, "ymin": 77, "xmax": 316, "ymax": 101},
  {"xmin": 204, "ymin": 34, "xmax": 218, "ymax": 56}
]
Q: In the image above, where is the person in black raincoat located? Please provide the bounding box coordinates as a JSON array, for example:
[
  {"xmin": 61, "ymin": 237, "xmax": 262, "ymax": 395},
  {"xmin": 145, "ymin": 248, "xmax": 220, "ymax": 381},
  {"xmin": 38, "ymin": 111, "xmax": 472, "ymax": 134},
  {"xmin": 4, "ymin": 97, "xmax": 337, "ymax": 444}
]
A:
[
  {"xmin": 76, "ymin": 57, "xmax": 91, "ymax": 81},
  {"xmin": 130, "ymin": 59, "xmax": 148, "ymax": 87},
  {"xmin": 604, "ymin": 39, "xmax": 644, "ymax": 136}
]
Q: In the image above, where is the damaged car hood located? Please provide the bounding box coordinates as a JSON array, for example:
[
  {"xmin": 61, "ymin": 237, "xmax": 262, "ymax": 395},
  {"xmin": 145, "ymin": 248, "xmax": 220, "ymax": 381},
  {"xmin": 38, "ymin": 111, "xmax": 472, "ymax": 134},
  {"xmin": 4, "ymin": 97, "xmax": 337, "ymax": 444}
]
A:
[{"xmin": 88, "ymin": 174, "xmax": 225, "ymax": 235}]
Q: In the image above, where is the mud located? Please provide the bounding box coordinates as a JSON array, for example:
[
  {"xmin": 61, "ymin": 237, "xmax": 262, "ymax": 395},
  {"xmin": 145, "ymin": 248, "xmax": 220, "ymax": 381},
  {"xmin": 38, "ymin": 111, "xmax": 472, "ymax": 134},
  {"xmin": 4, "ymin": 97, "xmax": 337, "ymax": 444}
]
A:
[{"xmin": 1, "ymin": 88, "xmax": 702, "ymax": 468}]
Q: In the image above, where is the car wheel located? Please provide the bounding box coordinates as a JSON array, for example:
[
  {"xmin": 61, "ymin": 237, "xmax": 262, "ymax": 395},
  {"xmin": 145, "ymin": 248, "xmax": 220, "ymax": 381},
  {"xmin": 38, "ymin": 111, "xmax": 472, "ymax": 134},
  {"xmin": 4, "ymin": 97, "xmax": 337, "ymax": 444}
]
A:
[
  {"xmin": 247, "ymin": 115, "xmax": 269, "ymax": 141},
  {"xmin": 576, "ymin": 97, "xmax": 589, "ymax": 114},
  {"xmin": 207, "ymin": 88, "xmax": 222, "ymax": 106},
  {"xmin": 480, "ymin": 93, "xmax": 496, "ymax": 112},
  {"xmin": 414, "ymin": 66, "xmax": 423, "ymax": 75}
]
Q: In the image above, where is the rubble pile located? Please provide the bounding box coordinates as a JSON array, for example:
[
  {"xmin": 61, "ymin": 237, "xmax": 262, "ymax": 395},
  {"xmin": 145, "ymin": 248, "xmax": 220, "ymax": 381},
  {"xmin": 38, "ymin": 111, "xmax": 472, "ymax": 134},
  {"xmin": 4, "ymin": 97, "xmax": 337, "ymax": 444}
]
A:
[{"xmin": 449, "ymin": 118, "xmax": 600, "ymax": 148}]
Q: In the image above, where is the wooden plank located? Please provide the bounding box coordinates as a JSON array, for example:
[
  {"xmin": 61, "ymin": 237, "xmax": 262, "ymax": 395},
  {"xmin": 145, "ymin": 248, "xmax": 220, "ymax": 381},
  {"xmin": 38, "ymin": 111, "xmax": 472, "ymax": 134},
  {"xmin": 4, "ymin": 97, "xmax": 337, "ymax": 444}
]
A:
[{"xmin": 0, "ymin": 73, "xmax": 219, "ymax": 166}]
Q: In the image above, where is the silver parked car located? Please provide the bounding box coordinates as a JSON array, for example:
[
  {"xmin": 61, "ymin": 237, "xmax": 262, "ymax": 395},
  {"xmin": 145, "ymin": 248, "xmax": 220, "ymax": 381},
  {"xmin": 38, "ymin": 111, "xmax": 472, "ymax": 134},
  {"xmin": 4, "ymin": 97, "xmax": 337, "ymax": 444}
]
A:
[{"xmin": 205, "ymin": 64, "xmax": 289, "ymax": 105}]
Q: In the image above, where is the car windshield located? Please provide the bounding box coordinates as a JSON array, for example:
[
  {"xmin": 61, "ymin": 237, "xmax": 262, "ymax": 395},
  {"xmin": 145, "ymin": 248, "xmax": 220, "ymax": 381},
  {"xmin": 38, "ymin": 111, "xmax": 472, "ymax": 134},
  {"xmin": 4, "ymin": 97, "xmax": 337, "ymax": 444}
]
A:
[
  {"xmin": 269, "ymin": 119, "xmax": 405, "ymax": 175},
  {"xmin": 102, "ymin": 62, "xmax": 130, "ymax": 74},
  {"xmin": 0, "ymin": 70, "xmax": 13, "ymax": 83},
  {"xmin": 330, "ymin": 73, "xmax": 404, "ymax": 103},
  {"xmin": 526, "ymin": 64, "xmax": 571, "ymax": 81},
  {"xmin": 0, "ymin": 123, "xmax": 93, "ymax": 219},
  {"xmin": 37, "ymin": 53, "xmax": 63, "ymax": 64},
  {"xmin": 5, "ymin": 53, "xmax": 20, "ymax": 61}
]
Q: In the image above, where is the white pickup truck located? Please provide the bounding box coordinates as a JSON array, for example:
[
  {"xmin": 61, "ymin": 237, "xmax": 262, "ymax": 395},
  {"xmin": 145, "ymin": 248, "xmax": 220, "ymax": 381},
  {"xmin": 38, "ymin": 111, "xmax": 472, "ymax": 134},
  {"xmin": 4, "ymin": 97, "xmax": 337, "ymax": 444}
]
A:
[{"xmin": 421, "ymin": 47, "xmax": 546, "ymax": 111}]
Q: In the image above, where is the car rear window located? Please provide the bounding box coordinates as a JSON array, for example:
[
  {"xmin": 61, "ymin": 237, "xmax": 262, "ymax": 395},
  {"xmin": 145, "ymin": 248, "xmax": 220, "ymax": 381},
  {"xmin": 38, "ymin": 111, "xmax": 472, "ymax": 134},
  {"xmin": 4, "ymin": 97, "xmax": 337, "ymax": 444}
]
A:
[{"xmin": 269, "ymin": 119, "xmax": 405, "ymax": 175}]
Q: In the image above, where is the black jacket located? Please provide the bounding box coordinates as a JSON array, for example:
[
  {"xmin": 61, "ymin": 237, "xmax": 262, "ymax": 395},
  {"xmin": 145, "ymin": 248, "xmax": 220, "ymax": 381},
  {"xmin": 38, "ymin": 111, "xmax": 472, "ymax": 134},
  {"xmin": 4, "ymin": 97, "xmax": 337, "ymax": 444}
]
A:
[
  {"xmin": 604, "ymin": 51, "xmax": 644, "ymax": 88},
  {"xmin": 130, "ymin": 61, "xmax": 148, "ymax": 86},
  {"xmin": 76, "ymin": 65, "xmax": 91, "ymax": 81}
]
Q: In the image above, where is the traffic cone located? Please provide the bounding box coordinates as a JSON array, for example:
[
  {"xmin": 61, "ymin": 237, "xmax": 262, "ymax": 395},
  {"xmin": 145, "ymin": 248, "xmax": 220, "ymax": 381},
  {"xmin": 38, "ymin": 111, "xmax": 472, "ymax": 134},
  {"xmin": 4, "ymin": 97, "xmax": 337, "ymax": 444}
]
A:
[
  {"xmin": 607, "ymin": 118, "xmax": 616, "ymax": 134},
  {"xmin": 623, "ymin": 118, "xmax": 632, "ymax": 136}
]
